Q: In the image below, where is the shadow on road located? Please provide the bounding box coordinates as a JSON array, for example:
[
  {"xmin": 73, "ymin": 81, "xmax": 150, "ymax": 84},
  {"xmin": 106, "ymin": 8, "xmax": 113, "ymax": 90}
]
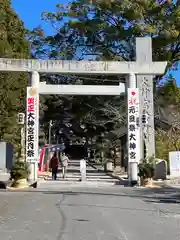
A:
[
  {"xmin": 40, "ymin": 187, "xmax": 180, "ymax": 203},
  {"xmin": 0, "ymin": 185, "xmax": 177, "ymax": 195},
  {"xmin": 1, "ymin": 180, "xmax": 180, "ymax": 205},
  {"xmin": 145, "ymin": 198, "xmax": 180, "ymax": 204},
  {"xmin": 134, "ymin": 186, "xmax": 180, "ymax": 204}
]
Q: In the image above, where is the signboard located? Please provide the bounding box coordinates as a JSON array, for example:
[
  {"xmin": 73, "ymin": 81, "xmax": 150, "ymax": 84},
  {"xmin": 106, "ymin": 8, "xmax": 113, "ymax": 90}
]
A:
[
  {"xmin": 127, "ymin": 88, "xmax": 140, "ymax": 163},
  {"xmin": 169, "ymin": 151, "xmax": 180, "ymax": 177},
  {"xmin": 50, "ymin": 145, "xmax": 66, "ymax": 152},
  {"xmin": 26, "ymin": 87, "xmax": 38, "ymax": 163}
]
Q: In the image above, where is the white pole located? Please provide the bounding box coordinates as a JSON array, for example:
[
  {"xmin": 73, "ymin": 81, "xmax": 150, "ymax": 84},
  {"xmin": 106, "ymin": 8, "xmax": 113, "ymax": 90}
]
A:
[{"xmin": 80, "ymin": 159, "xmax": 86, "ymax": 181}]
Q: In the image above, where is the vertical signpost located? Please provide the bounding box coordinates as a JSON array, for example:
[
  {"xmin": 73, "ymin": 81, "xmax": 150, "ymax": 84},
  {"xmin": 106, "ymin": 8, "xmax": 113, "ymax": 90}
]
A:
[
  {"xmin": 141, "ymin": 77, "xmax": 151, "ymax": 156},
  {"xmin": 128, "ymin": 88, "xmax": 140, "ymax": 183},
  {"xmin": 26, "ymin": 87, "xmax": 39, "ymax": 181},
  {"xmin": 136, "ymin": 37, "xmax": 155, "ymax": 159}
]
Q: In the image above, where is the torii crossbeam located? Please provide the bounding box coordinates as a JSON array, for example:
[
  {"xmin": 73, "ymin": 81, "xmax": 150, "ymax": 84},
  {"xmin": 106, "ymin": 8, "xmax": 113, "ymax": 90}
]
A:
[{"xmin": 0, "ymin": 58, "xmax": 166, "ymax": 74}]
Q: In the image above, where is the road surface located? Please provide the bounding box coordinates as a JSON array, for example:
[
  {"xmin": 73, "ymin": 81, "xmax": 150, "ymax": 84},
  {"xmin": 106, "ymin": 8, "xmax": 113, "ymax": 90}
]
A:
[{"xmin": 0, "ymin": 185, "xmax": 180, "ymax": 240}]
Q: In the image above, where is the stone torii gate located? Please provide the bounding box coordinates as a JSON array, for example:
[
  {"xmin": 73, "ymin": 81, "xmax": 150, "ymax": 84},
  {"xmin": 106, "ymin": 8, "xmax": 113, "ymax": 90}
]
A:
[{"xmin": 0, "ymin": 37, "xmax": 167, "ymax": 185}]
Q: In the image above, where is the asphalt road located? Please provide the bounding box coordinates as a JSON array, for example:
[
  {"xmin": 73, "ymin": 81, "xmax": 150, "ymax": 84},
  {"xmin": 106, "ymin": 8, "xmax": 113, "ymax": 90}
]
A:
[{"xmin": 0, "ymin": 185, "xmax": 180, "ymax": 240}]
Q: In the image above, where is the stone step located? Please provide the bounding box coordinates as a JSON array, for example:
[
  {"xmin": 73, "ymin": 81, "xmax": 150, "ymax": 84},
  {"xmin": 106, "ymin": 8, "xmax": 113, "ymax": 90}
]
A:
[
  {"xmin": 60, "ymin": 174, "xmax": 113, "ymax": 179},
  {"xmin": 68, "ymin": 162, "xmax": 80, "ymax": 166},
  {"xmin": 42, "ymin": 160, "xmax": 117, "ymax": 183},
  {"xmin": 47, "ymin": 173, "xmax": 116, "ymax": 180},
  {"xmin": 45, "ymin": 177, "xmax": 117, "ymax": 182},
  {"xmin": 58, "ymin": 168, "xmax": 104, "ymax": 173},
  {"xmin": 38, "ymin": 180, "xmax": 116, "ymax": 189},
  {"xmin": 58, "ymin": 171, "xmax": 112, "ymax": 176}
]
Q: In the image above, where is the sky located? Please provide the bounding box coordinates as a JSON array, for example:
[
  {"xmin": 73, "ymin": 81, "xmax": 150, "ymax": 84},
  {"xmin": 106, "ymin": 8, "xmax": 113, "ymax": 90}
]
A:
[
  {"xmin": 12, "ymin": 0, "xmax": 180, "ymax": 85},
  {"xmin": 11, "ymin": 0, "xmax": 63, "ymax": 34}
]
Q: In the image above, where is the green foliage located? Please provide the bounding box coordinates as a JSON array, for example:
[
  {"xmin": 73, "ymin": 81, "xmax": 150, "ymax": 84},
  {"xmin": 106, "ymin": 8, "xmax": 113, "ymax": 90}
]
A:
[
  {"xmin": 10, "ymin": 161, "xmax": 30, "ymax": 181},
  {"xmin": 156, "ymin": 128, "xmax": 180, "ymax": 165},
  {"xmin": 156, "ymin": 132, "xmax": 170, "ymax": 161},
  {"xmin": 156, "ymin": 74, "xmax": 180, "ymax": 106},
  {"xmin": 0, "ymin": 1, "xmax": 30, "ymax": 154},
  {"xmin": 34, "ymin": 0, "xmax": 180, "ymax": 71},
  {"xmin": 155, "ymin": 75, "xmax": 180, "ymax": 162},
  {"xmin": 138, "ymin": 156, "xmax": 155, "ymax": 179}
]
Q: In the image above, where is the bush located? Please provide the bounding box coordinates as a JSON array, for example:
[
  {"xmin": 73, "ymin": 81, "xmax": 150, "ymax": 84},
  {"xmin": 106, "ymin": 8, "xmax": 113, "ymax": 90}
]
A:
[
  {"xmin": 10, "ymin": 161, "xmax": 30, "ymax": 181},
  {"xmin": 138, "ymin": 156, "xmax": 155, "ymax": 179}
]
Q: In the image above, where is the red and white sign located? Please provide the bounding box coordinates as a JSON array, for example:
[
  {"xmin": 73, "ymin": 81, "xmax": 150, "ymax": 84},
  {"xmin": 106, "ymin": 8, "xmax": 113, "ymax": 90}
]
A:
[
  {"xmin": 127, "ymin": 88, "xmax": 140, "ymax": 163},
  {"xmin": 26, "ymin": 87, "xmax": 39, "ymax": 163}
]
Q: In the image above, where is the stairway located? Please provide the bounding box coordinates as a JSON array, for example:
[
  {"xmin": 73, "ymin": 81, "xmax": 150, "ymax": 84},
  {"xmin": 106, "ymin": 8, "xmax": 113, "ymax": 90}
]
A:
[{"xmin": 45, "ymin": 159, "xmax": 118, "ymax": 183}]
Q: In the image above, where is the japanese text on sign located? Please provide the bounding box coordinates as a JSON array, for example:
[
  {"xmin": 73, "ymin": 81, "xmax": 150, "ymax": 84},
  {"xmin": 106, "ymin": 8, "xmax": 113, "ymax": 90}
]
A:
[
  {"xmin": 26, "ymin": 87, "xmax": 38, "ymax": 163},
  {"xmin": 141, "ymin": 77, "xmax": 151, "ymax": 141},
  {"xmin": 128, "ymin": 88, "xmax": 140, "ymax": 163}
]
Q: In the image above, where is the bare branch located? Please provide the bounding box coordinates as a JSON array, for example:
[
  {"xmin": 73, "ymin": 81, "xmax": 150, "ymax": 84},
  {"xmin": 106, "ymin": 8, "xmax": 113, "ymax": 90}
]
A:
[{"xmin": 83, "ymin": 99, "xmax": 126, "ymax": 126}]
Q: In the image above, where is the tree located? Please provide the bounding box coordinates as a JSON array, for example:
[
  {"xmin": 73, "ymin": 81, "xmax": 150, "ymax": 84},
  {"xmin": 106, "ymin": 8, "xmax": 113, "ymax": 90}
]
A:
[
  {"xmin": 0, "ymin": 1, "xmax": 30, "ymax": 155},
  {"xmin": 155, "ymin": 75, "xmax": 180, "ymax": 160},
  {"xmin": 40, "ymin": 1, "xmax": 180, "ymax": 71},
  {"xmin": 29, "ymin": 0, "xmax": 180, "ymax": 161}
]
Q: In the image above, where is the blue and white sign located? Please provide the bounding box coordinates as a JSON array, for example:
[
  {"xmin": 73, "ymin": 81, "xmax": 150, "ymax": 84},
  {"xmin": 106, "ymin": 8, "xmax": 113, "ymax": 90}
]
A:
[{"xmin": 48, "ymin": 145, "xmax": 66, "ymax": 152}]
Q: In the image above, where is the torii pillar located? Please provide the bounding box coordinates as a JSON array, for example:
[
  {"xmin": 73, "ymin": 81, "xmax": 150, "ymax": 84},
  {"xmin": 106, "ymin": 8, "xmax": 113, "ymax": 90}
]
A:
[{"xmin": 136, "ymin": 37, "xmax": 156, "ymax": 159}]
